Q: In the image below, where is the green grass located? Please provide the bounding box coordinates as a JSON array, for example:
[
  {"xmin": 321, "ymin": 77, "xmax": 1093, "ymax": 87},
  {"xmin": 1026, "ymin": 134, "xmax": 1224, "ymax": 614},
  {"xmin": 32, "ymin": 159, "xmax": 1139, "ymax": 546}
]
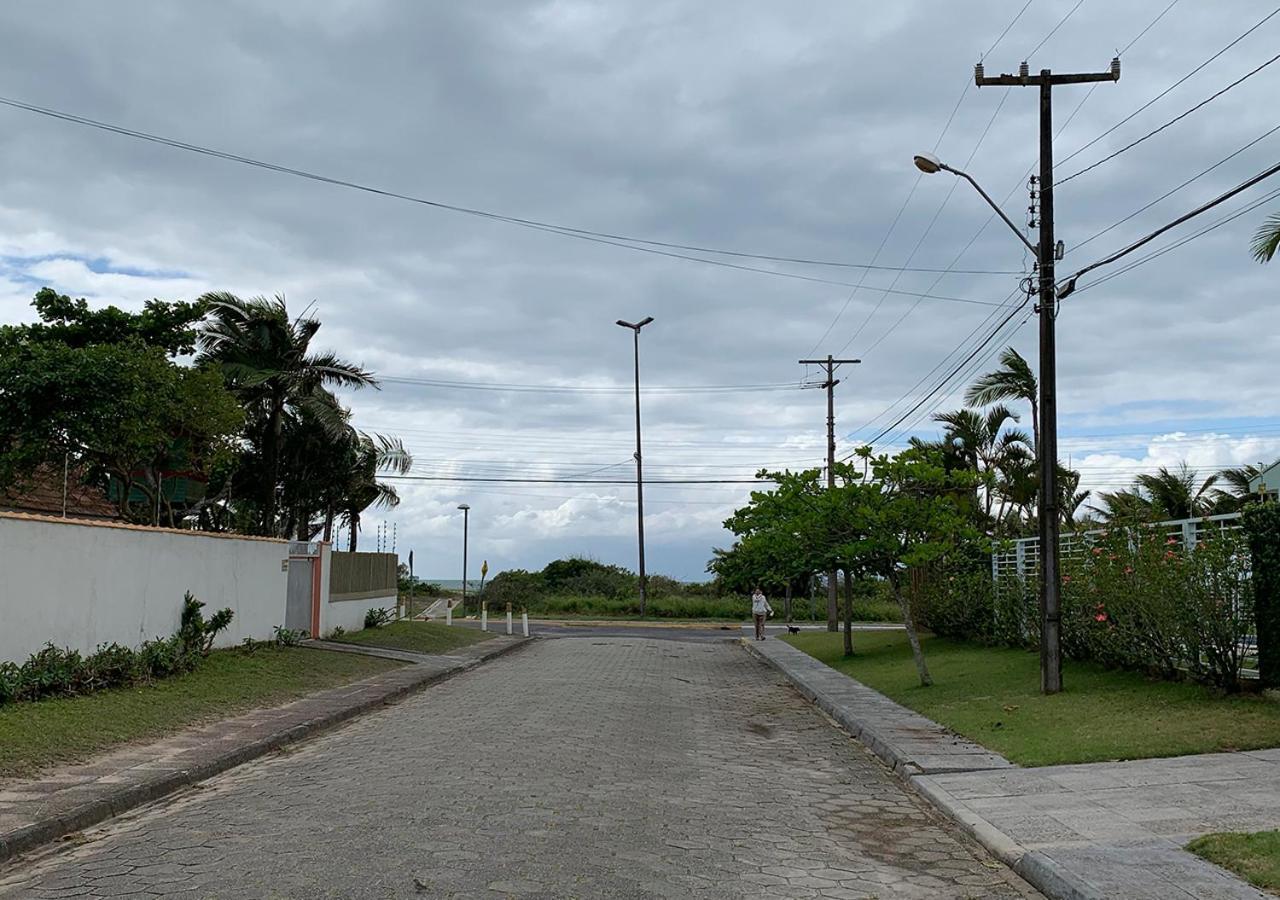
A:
[
  {"xmin": 0, "ymin": 646, "xmax": 401, "ymax": 777},
  {"xmin": 1188, "ymin": 831, "xmax": 1280, "ymax": 894},
  {"xmin": 784, "ymin": 630, "xmax": 1280, "ymax": 767},
  {"xmin": 335, "ymin": 620, "xmax": 494, "ymax": 654}
]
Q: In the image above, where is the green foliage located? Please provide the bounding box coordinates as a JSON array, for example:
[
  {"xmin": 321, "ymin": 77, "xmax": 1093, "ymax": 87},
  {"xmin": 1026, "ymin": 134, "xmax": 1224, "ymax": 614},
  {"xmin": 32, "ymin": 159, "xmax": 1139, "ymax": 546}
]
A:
[
  {"xmin": 178, "ymin": 592, "xmax": 235, "ymax": 657},
  {"xmin": 363, "ymin": 607, "xmax": 394, "ymax": 629},
  {"xmin": 272, "ymin": 626, "xmax": 307, "ymax": 647},
  {"xmin": 484, "ymin": 569, "xmax": 546, "ymax": 608},
  {"xmin": 1244, "ymin": 502, "xmax": 1280, "ymax": 688},
  {"xmin": 914, "ymin": 524, "xmax": 1255, "ymax": 690},
  {"xmin": 0, "ymin": 287, "xmax": 206, "ymax": 357}
]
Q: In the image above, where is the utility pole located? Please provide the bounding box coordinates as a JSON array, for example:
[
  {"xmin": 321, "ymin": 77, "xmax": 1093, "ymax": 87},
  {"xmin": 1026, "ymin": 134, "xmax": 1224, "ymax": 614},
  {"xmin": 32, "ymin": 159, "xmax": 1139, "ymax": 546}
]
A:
[
  {"xmin": 975, "ymin": 58, "xmax": 1119, "ymax": 694},
  {"xmin": 457, "ymin": 504, "xmax": 470, "ymax": 614},
  {"xmin": 798, "ymin": 355, "xmax": 860, "ymax": 633}
]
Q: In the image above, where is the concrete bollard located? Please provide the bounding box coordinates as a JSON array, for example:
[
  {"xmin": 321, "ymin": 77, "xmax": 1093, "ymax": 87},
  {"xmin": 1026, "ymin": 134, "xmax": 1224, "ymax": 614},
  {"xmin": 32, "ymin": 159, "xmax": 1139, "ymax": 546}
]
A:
[
  {"xmin": 481, "ymin": 602, "xmax": 488, "ymax": 632},
  {"xmin": 521, "ymin": 611, "xmax": 529, "ymax": 637},
  {"xmin": 446, "ymin": 600, "xmax": 452, "ymax": 627},
  {"xmin": 506, "ymin": 603, "xmax": 513, "ymax": 635}
]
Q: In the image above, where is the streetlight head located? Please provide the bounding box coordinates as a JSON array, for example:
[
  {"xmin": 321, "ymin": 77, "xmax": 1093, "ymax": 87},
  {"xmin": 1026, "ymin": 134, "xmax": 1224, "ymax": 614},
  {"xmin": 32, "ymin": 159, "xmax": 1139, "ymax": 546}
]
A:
[
  {"xmin": 637, "ymin": 316, "xmax": 654, "ymax": 328},
  {"xmin": 913, "ymin": 153, "xmax": 943, "ymax": 174},
  {"xmin": 615, "ymin": 319, "xmax": 632, "ymax": 329},
  {"xmin": 457, "ymin": 503, "xmax": 470, "ymax": 511}
]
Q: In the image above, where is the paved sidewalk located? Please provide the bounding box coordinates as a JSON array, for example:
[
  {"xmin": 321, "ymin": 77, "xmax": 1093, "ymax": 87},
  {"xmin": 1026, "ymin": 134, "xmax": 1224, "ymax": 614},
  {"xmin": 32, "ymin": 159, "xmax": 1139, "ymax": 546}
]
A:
[
  {"xmin": 0, "ymin": 638, "xmax": 1038, "ymax": 898},
  {"xmin": 748, "ymin": 637, "xmax": 1275, "ymax": 900},
  {"xmin": 0, "ymin": 635, "xmax": 528, "ymax": 865}
]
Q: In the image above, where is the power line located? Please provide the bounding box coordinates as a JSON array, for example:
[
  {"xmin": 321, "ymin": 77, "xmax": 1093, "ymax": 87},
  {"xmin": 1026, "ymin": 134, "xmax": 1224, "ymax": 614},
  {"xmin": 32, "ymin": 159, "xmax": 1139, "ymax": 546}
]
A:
[
  {"xmin": 382, "ymin": 475, "xmax": 766, "ymax": 485},
  {"xmin": 1059, "ymin": 159, "xmax": 1280, "ymax": 296},
  {"xmin": 1072, "ymin": 120, "xmax": 1280, "ymax": 253},
  {"xmin": 803, "ymin": 0, "xmax": 1038, "ymax": 354},
  {"xmin": 0, "ymin": 94, "xmax": 1022, "ymax": 281},
  {"xmin": 1057, "ymin": 6, "xmax": 1280, "ymax": 172},
  {"xmin": 1056, "ymin": 48, "xmax": 1280, "ymax": 187},
  {"xmin": 380, "ymin": 375, "xmax": 803, "ymax": 394},
  {"xmin": 1026, "ymin": 0, "xmax": 1085, "ymax": 58}
]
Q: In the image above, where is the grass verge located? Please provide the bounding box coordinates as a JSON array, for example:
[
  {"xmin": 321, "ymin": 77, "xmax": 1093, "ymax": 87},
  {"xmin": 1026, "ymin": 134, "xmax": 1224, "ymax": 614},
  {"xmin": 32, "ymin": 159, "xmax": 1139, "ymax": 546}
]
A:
[
  {"xmin": 1188, "ymin": 831, "xmax": 1280, "ymax": 894},
  {"xmin": 335, "ymin": 620, "xmax": 494, "ymax": 655},
  {"xmin": 0, "ymin": 646, "xmax": 400, "ymax": 777},
  {"xmin": 784, "ymin": 630, "xmax": 1280, "ymax": 767},
  {"xmin": 504, "ymin": 594, "xmax": 901, "ymax": 623}
]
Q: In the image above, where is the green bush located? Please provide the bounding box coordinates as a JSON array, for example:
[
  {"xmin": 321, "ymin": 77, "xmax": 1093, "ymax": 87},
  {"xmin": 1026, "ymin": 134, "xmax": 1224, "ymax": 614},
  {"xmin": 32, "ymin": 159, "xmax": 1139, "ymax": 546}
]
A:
[
  {"xmin": 1244, "ymin": 503, "xmax": 1280, "ymax": 689},
  {"xmin": 363, "ymin": 607, "xmax": 393, "ymax": 629},
  {"xmin": 178, "ymin": 592, "xmax": 234, "ymax": 657},
  {"xmin": 913, "ymin": 524, "xmax": 1255, "ymax": 690}
]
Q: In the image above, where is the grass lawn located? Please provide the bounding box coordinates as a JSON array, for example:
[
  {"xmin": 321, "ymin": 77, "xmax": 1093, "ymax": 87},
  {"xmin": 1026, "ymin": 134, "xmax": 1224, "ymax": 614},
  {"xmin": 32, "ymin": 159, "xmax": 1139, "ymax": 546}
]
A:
[
  {"xmin": 1188, "ymin": 831, "xmax": 1280, "ymax": 894},
  {"xmin": 335, "ymin": 620, "xmax": 494, "ymax": 655},
  {"xmin": 784, "ymin": 630, "xmax": 1280, "ymax": 767},
  {"xmin": 0, "ymin": 647, "xmax": 400, "ymax": 777}
]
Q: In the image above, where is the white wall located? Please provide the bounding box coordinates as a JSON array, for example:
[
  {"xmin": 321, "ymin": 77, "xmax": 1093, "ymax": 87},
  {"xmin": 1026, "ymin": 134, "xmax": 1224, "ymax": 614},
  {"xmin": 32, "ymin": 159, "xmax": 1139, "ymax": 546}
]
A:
[
  {"xmin": 322, "ymin": 593, "xmax": 398, "ymax": 636},
  {"xmin": 0, "ymin": 512, "xmax": 289, "ymax": 664}
]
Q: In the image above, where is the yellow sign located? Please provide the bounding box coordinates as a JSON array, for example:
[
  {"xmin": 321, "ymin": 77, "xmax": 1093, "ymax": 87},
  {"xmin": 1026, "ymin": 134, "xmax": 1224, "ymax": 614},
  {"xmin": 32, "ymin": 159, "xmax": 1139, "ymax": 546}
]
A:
[{"xmin": 481, "ymin": 560, "xmax": 489, "ymax": 578}]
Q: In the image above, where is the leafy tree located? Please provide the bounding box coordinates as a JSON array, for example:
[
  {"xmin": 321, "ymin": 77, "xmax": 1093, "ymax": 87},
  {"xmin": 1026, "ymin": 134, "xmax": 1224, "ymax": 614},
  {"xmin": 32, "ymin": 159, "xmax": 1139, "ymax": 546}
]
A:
[
  {"xmin": 0, "ymin": 287, "xmax": 206, "ymax": 357},
  {"xmin": 196, "ymin": 293, "xmax": 376, "ymax": 534},
  {"xmin": 1135, "ymin": 463, "xmax": 1219, "ymax": 520},
  {"xmin": 964, "ymin": 347, "xmax": 1039, "ymax": 453},
  {"xmin": 932, "ymin": 405, "xmax": 1030, "ymax": 522},
  {"xmin": 1214, "ymin": 464, "xmax": 1263, "ymax": 512}
]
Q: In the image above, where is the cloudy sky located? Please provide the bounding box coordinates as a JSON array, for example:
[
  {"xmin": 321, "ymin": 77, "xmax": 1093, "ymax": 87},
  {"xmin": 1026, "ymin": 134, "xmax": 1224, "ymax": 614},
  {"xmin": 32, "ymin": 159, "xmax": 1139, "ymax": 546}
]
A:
[{"xmin": 1, "ymin": 1, "xmax": 1278, "ymax": 579}]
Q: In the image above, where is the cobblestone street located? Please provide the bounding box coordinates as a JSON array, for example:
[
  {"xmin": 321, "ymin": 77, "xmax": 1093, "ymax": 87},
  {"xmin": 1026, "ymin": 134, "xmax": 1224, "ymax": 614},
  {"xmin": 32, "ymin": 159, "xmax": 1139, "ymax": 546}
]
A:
[{"xmin": 0, "ymin": 638, "xmax": 1039, "ymax": 899}]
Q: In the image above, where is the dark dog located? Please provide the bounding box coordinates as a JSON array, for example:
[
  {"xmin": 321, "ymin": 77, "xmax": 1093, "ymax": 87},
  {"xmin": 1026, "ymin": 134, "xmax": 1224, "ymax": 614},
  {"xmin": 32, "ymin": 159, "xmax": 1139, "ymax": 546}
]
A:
[{"xmin": 786, "ymin": 625, "xmax": 801, "ymax": 634}]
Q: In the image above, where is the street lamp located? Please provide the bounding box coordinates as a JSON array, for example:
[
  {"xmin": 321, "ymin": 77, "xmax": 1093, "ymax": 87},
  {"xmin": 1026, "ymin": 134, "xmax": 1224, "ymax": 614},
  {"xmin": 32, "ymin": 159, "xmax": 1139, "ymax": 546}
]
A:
[
  {"xmin": 616, "ymin": 316, "xmax": 654, "ymax": 616},
  {"xmin": 914, "ymin": 151, "xmax": 1064, "ymax": 695},
  {"xmin": 457, "ymin": 504, "xmax": 470, "ymax": 614}
]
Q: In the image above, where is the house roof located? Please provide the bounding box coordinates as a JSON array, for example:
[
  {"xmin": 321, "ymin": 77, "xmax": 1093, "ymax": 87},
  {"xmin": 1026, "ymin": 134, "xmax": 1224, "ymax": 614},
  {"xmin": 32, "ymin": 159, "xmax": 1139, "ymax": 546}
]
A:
[
  {"xmin": 0, "ymin": 465, "xmax": 120, "ymax": 520},
  {"xmin": 1248, "ymin": 459, "xmax": 1280, "ymax": 495}
]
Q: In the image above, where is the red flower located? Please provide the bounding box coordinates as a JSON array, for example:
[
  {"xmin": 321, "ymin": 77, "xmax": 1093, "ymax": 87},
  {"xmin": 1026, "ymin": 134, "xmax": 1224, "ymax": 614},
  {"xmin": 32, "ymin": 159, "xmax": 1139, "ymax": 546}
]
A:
[
  {"xmin": 1062, "ymin": 575, "xmax": 1072, "ymax": 584},
  {"xmin": 1164, "ymin": 550, "xmax": 1176, "ymax": 561},
  {"xmin": 1124, "ymin": 566, "xmax": 1134, "ymax": 575},
  {"xmin": 1095, "ymin": 612, "xmax": 1108, "ymax": 623},
  {"xmin": 1092, "ymin": 547, "xmax": 1103, "ymax": 556},
  {"xmin": 1166, "ymin": 537, "xmax": 1179, "ymax": 545}
]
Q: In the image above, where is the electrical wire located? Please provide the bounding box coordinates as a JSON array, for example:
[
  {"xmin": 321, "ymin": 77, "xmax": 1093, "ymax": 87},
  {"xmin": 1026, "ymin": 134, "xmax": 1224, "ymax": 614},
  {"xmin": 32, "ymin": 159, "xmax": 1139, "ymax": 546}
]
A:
[
  {"xmin": 1056, "ymin": 49, "xmax": 1280, "ymax": 187},
  {"xmin": 381, "ymin": 475, "xmax": 766, "ymax": 485},
  {"xmin": 0, "ymin": 95, "xmax": 1022, "ymax": 281},
  {"xmin": 379, "ymin": 375, "xmax": 803, "ymax": 394},
  {"xmin": 1072, "ymin": 120, "xmax": 1280, "ymax": 253},
  {"xmin": 1056, "ymin": 6, "xmax": 1280, "ymax": 173}
]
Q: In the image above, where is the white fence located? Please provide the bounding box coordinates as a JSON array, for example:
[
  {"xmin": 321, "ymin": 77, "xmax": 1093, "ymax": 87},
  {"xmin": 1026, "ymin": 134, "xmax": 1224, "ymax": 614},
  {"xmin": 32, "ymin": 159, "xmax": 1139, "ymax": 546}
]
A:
[
  {"xmin": 0, "ymin": 512, "xmax": 290, "ymax": 664},
  {"xmin": 991, "ymin": 512, "xmax": 1244, "ymax": 583}
]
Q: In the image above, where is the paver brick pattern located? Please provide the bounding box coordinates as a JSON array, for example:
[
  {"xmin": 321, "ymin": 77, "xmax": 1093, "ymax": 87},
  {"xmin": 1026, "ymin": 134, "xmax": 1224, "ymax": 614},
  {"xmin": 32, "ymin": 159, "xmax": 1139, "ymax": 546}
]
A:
[{"xmin": 0, "ymin": 638, "xmax": 1040, "ymax": 899}]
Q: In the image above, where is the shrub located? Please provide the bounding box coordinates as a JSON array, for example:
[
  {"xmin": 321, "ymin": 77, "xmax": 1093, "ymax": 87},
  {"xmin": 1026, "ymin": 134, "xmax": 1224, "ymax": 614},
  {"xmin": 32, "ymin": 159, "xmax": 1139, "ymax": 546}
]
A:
[
  {"xmin": 138, "ymin": 635, "xmax": 190, "ymax": 681},
  {"xmin": 0, "ymin": 662, "xmax": 19, "ymax": 705},
  {"xmin": 82, "ymin": 643, "xmax": 138, "ymax": 692},
  {"xmin": 178, "ymin": 592, "xmax": 235, "ymax": 657},
  {"xmin": 19, "ymin": 644, "xmax": 84, "ymax": 700},
  {"xmin": 1245, "ymin": 503, "xmax": 1280, "ymax": 689},
  {"xmin": 363, "ymin": 607, "xmax": 393, "ymax": 629},
  {"xmin": 328, "ymin": 625, "xmax": 346, "ymax": 639},
  {"xmin": 273, "ymin": 626, "xmax": 307, "ymax": 647}
]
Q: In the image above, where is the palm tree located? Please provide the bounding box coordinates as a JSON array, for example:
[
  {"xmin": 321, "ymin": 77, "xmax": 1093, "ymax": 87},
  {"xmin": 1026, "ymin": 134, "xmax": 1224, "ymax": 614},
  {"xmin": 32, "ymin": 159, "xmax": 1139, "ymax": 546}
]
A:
[
  {"xmin": 965, "ymin": 347, "xmax": 1039, "ymax": 454},
  {"xmin": 1213, "ymin": 463, "xmax": 1262, "ymax": 512},
  {"xmin": 196, "ymin": 293, "xmax": 376, "ymax": 534},
  {"xmin": 1089, "ymin": 488, "xmax": 1153, "ymax": 523},
  {"xmin": 1252, "ymin": 213, "xmax": 1280, "ymax": 263},
  {"xmin": 1135, "ymin": 463, "xmax": 1218, "ymax": 520},
  {"xmin": 932, "ymin": 405, "xmax": 1033, "ymax": 521},
  {"xmin": 339, "ymin": 433, "xmax": 412, "ymax": 551}
]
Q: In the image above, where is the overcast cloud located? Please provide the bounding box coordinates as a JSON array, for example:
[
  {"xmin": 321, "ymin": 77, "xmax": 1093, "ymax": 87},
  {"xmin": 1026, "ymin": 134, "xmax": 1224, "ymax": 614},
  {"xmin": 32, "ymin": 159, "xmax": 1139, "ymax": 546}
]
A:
[{"xmin": 1, "ymin": 1, "xmax": 1277, "ymax": 579}]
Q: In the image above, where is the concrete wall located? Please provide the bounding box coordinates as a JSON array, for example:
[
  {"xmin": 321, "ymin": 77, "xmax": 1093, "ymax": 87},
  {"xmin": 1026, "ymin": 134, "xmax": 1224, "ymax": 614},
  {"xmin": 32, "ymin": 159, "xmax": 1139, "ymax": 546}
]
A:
[
  {"xmin": 321, "ymin": 550, "xmax": 397, "ymax": 636},
  {"xmin": 0, "ymin": 512, "xmax": 289, "ymax": 664}
]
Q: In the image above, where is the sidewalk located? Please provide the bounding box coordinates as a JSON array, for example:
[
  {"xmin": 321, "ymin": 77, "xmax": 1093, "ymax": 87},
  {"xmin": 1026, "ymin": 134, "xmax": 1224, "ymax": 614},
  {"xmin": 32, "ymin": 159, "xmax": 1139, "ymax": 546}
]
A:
[
  {"xmin": 0, "ymin": 635, "xmax": 529, "ymax": 865},
  {"xmin": 746, "ymin": 637, "xmax": 1276, "ymax": 900}
]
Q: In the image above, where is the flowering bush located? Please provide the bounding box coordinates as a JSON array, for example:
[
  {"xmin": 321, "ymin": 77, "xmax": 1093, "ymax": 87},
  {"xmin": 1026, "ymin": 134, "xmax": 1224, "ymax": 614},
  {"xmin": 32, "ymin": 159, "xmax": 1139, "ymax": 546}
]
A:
[{"xmin": 914, "ymin": 524, "xmax": 1254, "ymax": 690}]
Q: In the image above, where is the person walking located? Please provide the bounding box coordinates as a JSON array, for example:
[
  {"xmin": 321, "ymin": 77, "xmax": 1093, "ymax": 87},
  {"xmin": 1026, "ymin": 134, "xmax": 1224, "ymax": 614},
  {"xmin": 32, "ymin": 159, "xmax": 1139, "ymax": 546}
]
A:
[{"xmin": 751, "ymin": 586, "xmax": 773, "ymax": 641}]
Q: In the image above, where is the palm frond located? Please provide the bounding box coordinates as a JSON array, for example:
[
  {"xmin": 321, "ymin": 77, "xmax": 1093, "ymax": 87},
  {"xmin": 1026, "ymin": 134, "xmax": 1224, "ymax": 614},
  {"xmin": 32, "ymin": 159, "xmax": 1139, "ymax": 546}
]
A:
[{"xmin": 1252, "ymin": 212, "xmax": 1280, "ymax": 263}]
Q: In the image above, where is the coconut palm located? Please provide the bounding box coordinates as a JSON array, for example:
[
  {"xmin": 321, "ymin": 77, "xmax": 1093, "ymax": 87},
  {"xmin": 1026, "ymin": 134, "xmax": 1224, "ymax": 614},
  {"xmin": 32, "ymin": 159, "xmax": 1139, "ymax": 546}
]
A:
[
  {"xmin": 1252, "ymin": 213, "xmax": 1280, "ymax": 263},
  {"xmin": 965, "ymin": 347, "xmax": 1039, "ymax": 454},
  {"xmin": 339, "ymin": 433, "xmax": 412, "ymax": 551},
  {"xmin": 196, "ymin": 293, "xmax": 376, "ymax": 534},
  {"xmin": 1089, "ymin": 488, "xmax": 1153, "ymax": 523},
  {"xmin": 932, "ymin": 405, "xmax": 1033, "ymax": 521},
  {"xmin": 1135, "ymin": 463, "xmax": 1218, "ymax": 520},
  {"xmin": 1210, "ymin": 463, "xmax": 1263, "ymax": 513}
]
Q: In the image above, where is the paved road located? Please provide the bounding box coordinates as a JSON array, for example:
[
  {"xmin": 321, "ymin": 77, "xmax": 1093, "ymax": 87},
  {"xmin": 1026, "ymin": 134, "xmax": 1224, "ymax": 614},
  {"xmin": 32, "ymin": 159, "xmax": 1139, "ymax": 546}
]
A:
[{"xmin": 0, "ymin": 639, "xmax": 1038, "ymax": 899}]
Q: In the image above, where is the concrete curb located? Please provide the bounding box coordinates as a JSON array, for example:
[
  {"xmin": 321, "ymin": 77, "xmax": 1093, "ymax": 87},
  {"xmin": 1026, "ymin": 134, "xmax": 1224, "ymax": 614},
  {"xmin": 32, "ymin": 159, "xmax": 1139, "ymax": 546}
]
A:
[
  {"xmin": 0, "ymin": 636, "xmax": 532, "ymax": 866},
  {"xmin": 740, "ymin": 638, "xmax": 1100, "ymax": 900}
]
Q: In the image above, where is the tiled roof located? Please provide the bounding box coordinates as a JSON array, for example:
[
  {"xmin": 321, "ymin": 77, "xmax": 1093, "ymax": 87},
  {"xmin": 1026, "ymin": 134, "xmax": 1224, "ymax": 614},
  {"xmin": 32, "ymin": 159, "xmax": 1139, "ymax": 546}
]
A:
[{"xmin": 0, "ymin": 465, "xmax": 120, "ymax": 519}]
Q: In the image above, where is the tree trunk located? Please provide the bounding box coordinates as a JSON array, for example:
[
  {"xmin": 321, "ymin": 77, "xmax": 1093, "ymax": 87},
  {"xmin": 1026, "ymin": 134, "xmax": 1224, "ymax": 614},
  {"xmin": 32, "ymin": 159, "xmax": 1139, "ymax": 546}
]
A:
[
  {"xmin": 261, "ymin": 397, "xmax": 284, "ymax": 535},
  {"xmin": 887, "ymin": 568, "xmax": 932, "ymax": 686},
  {"xmin": 826, "ymin": 570, "xmax": 838, "ymax": 632},
  {"xmin": 323, "ymin": 506, "xmax": 335, "ymax": 542},
  {"xmin": 348, "ymin": 513, "xmax": 359, "ymax": 552},
  {"xmin": 784, "ymin": 581, "xmax": 792, "ymax": 623},
  {"xmin": 1030, "ymin": 396, "xmax": 1040, "ymax": 460},
  {"xmin": 842, "ymin": 569, "xmax": 854, "ymax": 657}
]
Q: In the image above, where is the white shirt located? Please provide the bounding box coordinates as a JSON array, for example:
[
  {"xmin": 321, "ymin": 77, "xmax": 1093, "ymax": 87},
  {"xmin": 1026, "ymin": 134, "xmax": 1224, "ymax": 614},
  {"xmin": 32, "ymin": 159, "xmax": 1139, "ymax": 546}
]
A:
[{"xmin": 751, "ymin": 591, "xmax": 772, "ymax": 615}]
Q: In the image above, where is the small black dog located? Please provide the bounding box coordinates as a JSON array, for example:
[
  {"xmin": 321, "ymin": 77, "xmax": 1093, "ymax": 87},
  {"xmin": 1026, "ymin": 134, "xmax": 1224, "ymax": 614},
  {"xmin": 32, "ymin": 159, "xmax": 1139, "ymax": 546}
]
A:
[{"xmin": 786, "ymin": 625, "xmax": 801, "ymax": 634}]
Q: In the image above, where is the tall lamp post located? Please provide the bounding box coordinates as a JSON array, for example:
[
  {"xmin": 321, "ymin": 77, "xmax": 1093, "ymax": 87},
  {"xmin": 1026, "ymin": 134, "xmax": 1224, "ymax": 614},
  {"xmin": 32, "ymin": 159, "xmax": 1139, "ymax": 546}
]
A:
[
  {"xmin": 457, "ymin": 503, "xmax": 470, "ymax": 614},
  {"xmin": 616, "ymin": 316, "xmax": 654, "ymax": 616},
  {"xmin": 913, "ymin": 151, "xmax": 1064, "ymax": 694}
]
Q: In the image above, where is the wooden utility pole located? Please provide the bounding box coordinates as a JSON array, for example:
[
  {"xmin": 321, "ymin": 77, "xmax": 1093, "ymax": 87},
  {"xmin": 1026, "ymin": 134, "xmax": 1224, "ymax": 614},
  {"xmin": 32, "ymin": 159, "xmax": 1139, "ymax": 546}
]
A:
[
  {"xmin": 798, "ymin": 355, "xmax": 860, "ymax": 633},
  {"xmin": 975, "ymin": 58, "xmax": 1119, "ymax": 694}
]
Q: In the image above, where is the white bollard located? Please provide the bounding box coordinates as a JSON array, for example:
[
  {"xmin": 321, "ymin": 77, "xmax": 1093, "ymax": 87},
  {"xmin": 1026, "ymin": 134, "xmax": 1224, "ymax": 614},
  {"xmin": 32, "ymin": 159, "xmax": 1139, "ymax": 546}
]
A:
[
  {"xmin": 506, "ymin": 610, "xmax": 513, "ymax": 635},
  {"xmin": 481, "ymin": 604, "xmax": 488, "ymax": 632},
  {"xmin": 446, "ymin": 601, "xmax": 452, "ymax": 627},
  {"xmin": 522, "ymin": 611, "xmax": 529, "ymax": 637}
]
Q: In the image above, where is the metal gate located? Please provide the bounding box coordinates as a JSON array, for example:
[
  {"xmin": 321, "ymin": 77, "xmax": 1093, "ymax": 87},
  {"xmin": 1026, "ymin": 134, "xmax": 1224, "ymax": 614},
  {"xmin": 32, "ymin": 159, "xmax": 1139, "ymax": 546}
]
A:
[{"xmin": 286, "ymin": 541, "xmax": 322, "ymax": 636}]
